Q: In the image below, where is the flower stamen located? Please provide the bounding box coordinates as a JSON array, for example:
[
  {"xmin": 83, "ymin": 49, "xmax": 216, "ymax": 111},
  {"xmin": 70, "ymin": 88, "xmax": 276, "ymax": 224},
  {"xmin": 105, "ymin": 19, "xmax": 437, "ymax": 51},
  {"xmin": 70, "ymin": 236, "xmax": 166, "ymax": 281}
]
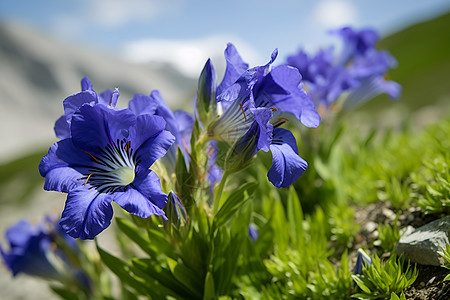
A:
[
  {"xmin": 85, "ymin": 151, "xmax": 98, "ymax": 162},
  {"xmin": 239, "ymin": 103, "xmax": 247, "ymax": 121},
  {"xmin": 273, "ymin": 117, "xmax": 289, "ymax": 128},
  {"xmin": 84, "ymin": 173, "xmax": 93, "ymax": 186}
]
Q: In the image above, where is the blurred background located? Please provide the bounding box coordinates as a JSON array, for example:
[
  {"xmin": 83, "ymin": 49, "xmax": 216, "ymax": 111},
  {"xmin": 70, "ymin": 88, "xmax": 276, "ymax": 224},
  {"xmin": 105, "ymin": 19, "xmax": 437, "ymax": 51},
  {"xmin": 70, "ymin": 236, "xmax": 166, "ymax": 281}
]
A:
[{"xmin": 0, "ymin": 0, "xmax": 449, "ymax": 298}]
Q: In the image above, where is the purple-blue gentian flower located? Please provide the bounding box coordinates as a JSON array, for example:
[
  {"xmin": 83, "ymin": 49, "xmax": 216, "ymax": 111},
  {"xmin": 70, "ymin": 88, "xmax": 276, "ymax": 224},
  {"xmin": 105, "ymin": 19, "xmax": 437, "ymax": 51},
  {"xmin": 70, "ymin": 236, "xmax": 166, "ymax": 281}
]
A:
[
  {"xmin": 268, "ymin": 128, "xmax": 308, "ymax": 188},
  {"xmin": 40, "ymin": 103, "xmax": 175, "ymax": 239},
  {"xmin": 286, "ymin": 26, "xmax": 401, "ymax": 110},
  {"xmin": 354, "ymin": 248, "xmax": 372, "ymax": 275},
  {"xmin": 344, "ymin": 49, "xmax": 402, "ymax": 108},
  {"xmin": 1, "ymin": 219, "xmax": 61, "ymax": 279},
  {"xmin": 218, "ymin": 44, "xmax": 321, "ymax": 128},
  {"xmin": 206, "ymin": 43, "xmax": 314, "ymax": 187},
  {"xmin": 286, "ymin": 48, "xmax": 358, "ymax": 108},
  {"xmin": 129, "ymin": 90, "xmax": 194, "ymax": 173},
  {"xmin": 54, "ymin": 77, "xmax": 120, "ymax": 140},
  {"xmin": 331, "ymin": 26, "xmax": 379, "ymax": 65}
]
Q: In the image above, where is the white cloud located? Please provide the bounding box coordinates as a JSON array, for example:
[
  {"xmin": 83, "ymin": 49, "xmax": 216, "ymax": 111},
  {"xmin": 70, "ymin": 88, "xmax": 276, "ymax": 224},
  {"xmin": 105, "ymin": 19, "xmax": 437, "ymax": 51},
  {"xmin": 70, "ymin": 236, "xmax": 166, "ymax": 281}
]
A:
[
  {"xmin": 121, "ymin": 36, "xmax": 261, "ymax": 78},
  {"xmin": 313, "ymin": 0, "xmax": 358, "ymax": 28}
]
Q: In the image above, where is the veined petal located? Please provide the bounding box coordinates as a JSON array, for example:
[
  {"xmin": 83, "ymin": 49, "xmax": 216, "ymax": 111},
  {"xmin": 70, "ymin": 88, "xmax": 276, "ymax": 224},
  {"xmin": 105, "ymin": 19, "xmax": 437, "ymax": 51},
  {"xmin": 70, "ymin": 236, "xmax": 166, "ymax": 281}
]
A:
[
  {"xmin": 268, "ymin": 128, "xmax": 308, "ymax": 188},
  {"xmin": 63, "ymin": 90, "xmax": 97, "ymax": 124},
  {"xmin": 217, "ymin": 43, "xmax": 249, "ymax": 96},
  {"xmin": 207, "ymin": 97, "xmax": 255, "ymax": 143},
  {"xmin": 133, "ymin": 168, "xmax": 168, "ymax": 209},
  {"xmin": 43, "ymin": 167, "xmax": 83, "ymax": 193},
  {"xmin": 71, "ymin": 105, "xmax": 136, "ymax": 153},
  {"xmin": 60, "ymin": 187, "xmax": 113, "ymax": 239},
  {"xmin": 39, "ymin": 140, "xmax": 86, "ymax": 192},
  {"xmin": 98, "ymin": 88, "xmax": 120, "ymax": 107},
  {"xmin": 128, "ymin": 94, "xmax": 158, "ymax": 116},
  {"xmin": 251, "ymin": 107, "xmax": 273, "ymax": 152},
  {"xmin": 135, "ymin": 129, "xmax": 175, "ymax": 169},
  {"xmin": 54, "ymin": 115, "xmax": 70, "ymax": 139},
  {"xmin": 114, "ymin": 168, "xmax": 167, "ymax": 219},
  {"xmin": 128, "ymin": 114, "xmax": 167, "ymax": 149}
]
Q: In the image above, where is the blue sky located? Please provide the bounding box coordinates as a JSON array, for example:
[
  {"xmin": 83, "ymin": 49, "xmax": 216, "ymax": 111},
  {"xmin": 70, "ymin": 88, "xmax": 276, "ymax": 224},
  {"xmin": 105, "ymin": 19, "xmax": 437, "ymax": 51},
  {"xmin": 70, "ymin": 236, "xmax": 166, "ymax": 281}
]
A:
[{"xmin": 1, "ymin": 0, "xmax": 449, "ymax": 77}]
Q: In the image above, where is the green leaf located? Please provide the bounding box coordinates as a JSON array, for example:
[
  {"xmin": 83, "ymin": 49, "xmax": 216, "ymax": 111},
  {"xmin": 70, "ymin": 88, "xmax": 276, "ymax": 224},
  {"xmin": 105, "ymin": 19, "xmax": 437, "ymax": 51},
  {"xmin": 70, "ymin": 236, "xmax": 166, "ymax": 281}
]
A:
[
  {"xmin": 214, "ymin": 181, "xmax": 258, "ymax": 227},
  {"xmin": 115, "ymin": 218, "xmax": 154, "ymax": 256},
  {"xmin": 131, "ymin": 259, "xmax": 191, "ymax": 299},
  {"xmin": 175, "ymin": 147, "xmax": 195, "ymax": 207},
  {"xmin": 352, "ymin": 275, "xmax": 372, "ymax": 294},
  {"xmin": 167, "ymin": 257, "xmax": 204, "ymax": 298},
  {"xmin": 50, "ymin": 286, "xmax": 80, "ymax": 300},
  {"xmin": 96, "ymin": 245, "xmax": 148, "ymax": 295},
  {"xmin": 203, "ymin": 272, "xmax": 216, "ymax": 300},
  {"xmin": 287, "ymin": 186, "xmax": 304, "ymax": 249}
]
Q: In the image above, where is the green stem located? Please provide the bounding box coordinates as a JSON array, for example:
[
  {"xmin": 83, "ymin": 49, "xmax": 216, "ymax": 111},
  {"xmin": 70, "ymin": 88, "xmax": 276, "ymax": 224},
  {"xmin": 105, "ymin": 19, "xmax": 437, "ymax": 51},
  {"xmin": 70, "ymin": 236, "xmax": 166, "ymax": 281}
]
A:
[{"xmin": 213, "ymin": 171, "xmax": 229, "ymax": 214}]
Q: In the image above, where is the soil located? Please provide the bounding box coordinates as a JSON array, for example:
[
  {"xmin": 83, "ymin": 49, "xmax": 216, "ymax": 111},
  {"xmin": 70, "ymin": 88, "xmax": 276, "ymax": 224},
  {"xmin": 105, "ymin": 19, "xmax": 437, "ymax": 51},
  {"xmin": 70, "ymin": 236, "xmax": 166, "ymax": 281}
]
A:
[{"xmin": 353, "ymin": 200, "xmax": 450, "ymax": 299}]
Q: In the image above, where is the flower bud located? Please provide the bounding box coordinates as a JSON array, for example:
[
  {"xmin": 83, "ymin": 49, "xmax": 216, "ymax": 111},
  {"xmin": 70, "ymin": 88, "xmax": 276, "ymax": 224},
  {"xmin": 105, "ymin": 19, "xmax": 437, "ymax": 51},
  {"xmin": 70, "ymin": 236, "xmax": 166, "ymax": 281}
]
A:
[
  {"xmin": 165, "ymin": 191, "xmax": 188, "ymax": 229},
  {"xmin": 196, "ymin": 59, "xmax": 217, "ymax": 126},
  {"xmin": 354, "ymin": 248, "xmax": 372, "ymax": 275}
]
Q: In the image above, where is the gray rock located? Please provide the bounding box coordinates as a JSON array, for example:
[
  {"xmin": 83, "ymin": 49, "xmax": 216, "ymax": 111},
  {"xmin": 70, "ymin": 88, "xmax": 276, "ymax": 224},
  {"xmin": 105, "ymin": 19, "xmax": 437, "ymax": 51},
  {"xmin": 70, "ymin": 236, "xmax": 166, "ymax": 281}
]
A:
[{"xmin": 396, "ymin": 216, "xmax": 450, "ymax": 266}]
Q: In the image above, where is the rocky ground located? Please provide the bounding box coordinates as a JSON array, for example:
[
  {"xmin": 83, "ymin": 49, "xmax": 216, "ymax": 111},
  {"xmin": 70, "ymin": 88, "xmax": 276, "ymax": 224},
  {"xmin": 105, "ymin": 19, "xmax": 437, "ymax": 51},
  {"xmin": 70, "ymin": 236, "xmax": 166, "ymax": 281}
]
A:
[{"xmin": 354, "ymin": 201, "xmax": 450, "ymax": 299}]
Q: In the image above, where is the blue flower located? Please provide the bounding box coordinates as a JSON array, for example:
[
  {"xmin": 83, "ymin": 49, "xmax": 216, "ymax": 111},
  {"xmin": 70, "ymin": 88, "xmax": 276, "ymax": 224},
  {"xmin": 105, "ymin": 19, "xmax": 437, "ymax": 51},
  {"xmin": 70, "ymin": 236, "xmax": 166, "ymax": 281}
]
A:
[
  {"xmin": 331, "ymin": 27, "xmax": 379, "ymax": 65},
  {"xmin": 1, "ymin": 219, "xmax": 65, "ymax": 279},
  {"xmin": 129, "ymin": 90, "xmax": 194, "ymax": 173},
  {"xmin": 40, "ymin": 104, "xmax": 175, "ymax": 239},
  {"xmin": 286, "ymin": 48, "xmax": 358, "ymax": 108},
  {"xmin": 54, "ymin": 77, "xmax": 120, "ymax": 139},
  {"xmin": 344, "ymin": 49, "xmax": 401, "ymax": 108},
  {"xmin": 268, "ymin": 128, "xmax": 308, "ymax": 188},
  {"xmin": 286, "ymin": 27, "xmax": 401, "ymax": 110},
  {"xmin": 219, "ymin": 44, "xmax": 321, "ymax": 128},
  {"xmin": 206, "ymin": 44, "xmax": 312, "ymax": 187},
  {"xmin": 0, "ymin": 218, "xmax": 78, "ymax": 280}
]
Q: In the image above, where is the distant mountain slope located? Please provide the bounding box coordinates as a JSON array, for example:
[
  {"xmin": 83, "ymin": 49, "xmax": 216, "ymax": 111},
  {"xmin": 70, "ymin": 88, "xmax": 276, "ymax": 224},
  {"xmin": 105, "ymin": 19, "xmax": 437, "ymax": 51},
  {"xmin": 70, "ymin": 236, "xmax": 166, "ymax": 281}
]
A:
[{"xmin": 0, "ymin": 21, "xmax": 195, "ymax": 163}]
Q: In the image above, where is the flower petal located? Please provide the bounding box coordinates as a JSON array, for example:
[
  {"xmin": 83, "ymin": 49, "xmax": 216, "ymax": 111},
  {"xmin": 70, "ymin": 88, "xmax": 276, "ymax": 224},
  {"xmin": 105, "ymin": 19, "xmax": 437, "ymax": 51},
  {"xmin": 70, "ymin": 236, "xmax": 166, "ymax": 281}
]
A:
[
  {"xmin": 268, "ymin": 128, "xmax": 308, "ymax": 188},
  {"xmin": 98, "ymin": 88, "xmax": 120, "ymax": 107},
  {"xmin": 39, "ymin": 140, "xmax": 85, "ymax": 192},
  {"xmin": 54, "ymin": 115, "xmax": 71, "ymax": 139},
  {"xmin": 81, "ymin": 77, "xmax": 93, "ymax": 91},
  {"xmin": 217, "ymin": 43, "xmax": 249, "ymax": 96},
  {"xmin": 128, "ymin": 94, "xmax": 158, "ymax": 116},
  {"xmin": 128, "ymin": 114, "xmax": 167, "ymax": 149},
  {"xmin": 59, "ymin": 187, "xmax": 113, "ymax": 239},
  {"xmin": 71, "ymin": 105, "xmax": 136, "ymax": 152},
  {"xmin": 114, "ymin": 168, "xmax": 167, "ymax": 219},
  {"xmin": 63, "ymin": 90, "xmax": 97, "ymax": 124},
  {"xmin": 135, "ymin": 128, "xmax": 175, "ymax": 169}
]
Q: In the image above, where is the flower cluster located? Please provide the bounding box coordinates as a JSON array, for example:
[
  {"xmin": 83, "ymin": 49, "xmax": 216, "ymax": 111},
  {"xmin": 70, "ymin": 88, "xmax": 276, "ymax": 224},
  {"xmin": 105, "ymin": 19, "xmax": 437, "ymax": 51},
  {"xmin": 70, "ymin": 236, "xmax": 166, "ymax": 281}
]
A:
[
  {"xmin": 202, "ymin": 44, "xmax": 320, "ymax": 187},
  {"xmin": 286, "ymin": 26, "xmax": 401, "ymax": 110},
  {"xmin": 2, "ymin": 24, "xmax": 406, "ymax": 299}
]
